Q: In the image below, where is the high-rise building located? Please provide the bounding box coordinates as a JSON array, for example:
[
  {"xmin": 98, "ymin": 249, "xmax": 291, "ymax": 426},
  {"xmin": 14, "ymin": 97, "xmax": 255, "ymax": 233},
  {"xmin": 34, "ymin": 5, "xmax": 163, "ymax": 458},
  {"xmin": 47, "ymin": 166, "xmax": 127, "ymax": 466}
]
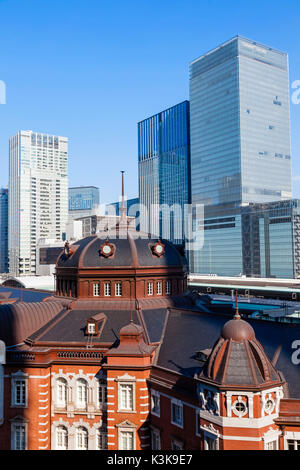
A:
[
  {"xmin": 105, "ymin": 197, "xmax": 139, "ymax": 216},
  {"xmin": 192, "ymin": 199, "xmax": 300, "ymax": 279},
  {"xmin": 68, "ymin": 186, "xmax": 100, "ymax": 220},
  {"xmin": 138, "ymin": 101, "xmax": 190, "ymax": 243},
  {"xmin": 0, "ymin": 188, "xmax": 9, "ymax": 273},
  {"xmin": 189, "ymin": 36, "xmax": 292, "ymax": 206},
  {"xmin": 8, "ymin": 131, "xmax": 68, "ymax": 275}
]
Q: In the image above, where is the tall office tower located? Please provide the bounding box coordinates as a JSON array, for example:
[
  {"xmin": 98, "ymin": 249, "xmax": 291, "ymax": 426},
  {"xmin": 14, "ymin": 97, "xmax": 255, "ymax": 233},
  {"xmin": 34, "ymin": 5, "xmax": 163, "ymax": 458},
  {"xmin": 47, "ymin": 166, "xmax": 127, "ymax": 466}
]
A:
[
  {"xmin": 195, "ymin": 199, "xmax": 300, "ymax": 279},
  {"xmin": 0, "ymin": 188, "xmax": 9, "ymax": 273},
  {"xmin": 189, "ymin": 36, "xmax": 292, "ymax": 206},
  {"xmin": 138, "ymin": 101, "xmax": 190, "ymax": 243},
  {"xmin": 106, "ymin": 197, "xmax": 139, "ymax": 216},
  {"xmin": 9, "ymin": 131, "xmax": 68, "ymax": 275}
]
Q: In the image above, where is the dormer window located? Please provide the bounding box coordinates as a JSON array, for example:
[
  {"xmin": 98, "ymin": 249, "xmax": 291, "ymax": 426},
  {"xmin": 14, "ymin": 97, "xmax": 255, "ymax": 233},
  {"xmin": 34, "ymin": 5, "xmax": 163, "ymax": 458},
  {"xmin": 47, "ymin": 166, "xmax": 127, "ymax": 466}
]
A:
[
  {"xmin": 87, "ymin": 323, "xmax": 96, "ymax": 334},
  {"xmin": 85, "ymin": 313, "xmax": 106, "ymax": 338},
  {"xmin": 86, "ymin": 320, "xmax": 97, "ymax": 335}
]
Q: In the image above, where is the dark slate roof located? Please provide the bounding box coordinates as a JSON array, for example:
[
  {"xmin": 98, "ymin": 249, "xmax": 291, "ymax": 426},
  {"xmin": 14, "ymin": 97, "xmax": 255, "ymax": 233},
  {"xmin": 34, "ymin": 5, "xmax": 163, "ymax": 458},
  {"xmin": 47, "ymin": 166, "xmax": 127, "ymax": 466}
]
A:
[
  {"xmin": 141, "ymin": 309, "xmax": 168, "ymax": 343},
  {"xmin": 0, "ymin": 301, "xmax": 65, "ymax": 346},
  {"xmin": 134, "ymin": 238, "xmax": 186, "ymax": 268},
  {"xmin": 29, "ymin": 308, "xmax": 142, "ymax": 344},
  {"xmin": 156, "ymin": 309, "xmax": 300, "ymax": 398},
  {"xmin": 56, "ymin": 233, "xmax": 188, "ymax": 269},
  {"xmin": 56, "ymin": 236, "xmax": 95, "ymax": 268}
]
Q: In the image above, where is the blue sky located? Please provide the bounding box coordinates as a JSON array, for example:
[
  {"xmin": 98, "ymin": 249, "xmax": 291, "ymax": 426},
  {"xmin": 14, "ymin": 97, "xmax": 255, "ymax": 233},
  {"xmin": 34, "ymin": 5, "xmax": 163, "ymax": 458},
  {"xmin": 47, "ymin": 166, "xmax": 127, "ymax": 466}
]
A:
[{"xmin": 0, "ymin": 0, "xmax": 300, "ymax": 203}]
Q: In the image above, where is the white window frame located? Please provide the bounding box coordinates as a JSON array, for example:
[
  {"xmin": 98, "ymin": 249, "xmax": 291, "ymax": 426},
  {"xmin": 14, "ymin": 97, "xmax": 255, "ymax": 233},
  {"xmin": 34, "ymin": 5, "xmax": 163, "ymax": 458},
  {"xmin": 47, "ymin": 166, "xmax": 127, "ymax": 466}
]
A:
[
  {"xmin": 56, "ymin": 377, "xmax": 68, "ymax": 408},
  {"xmin": 76, "ymin": 426, "xmax": 88, "ymax": 450},
  {"xmin": 119, "ymin": 429, "xmax": 135, "ymax": 450},
  {"xmin": 204, "ymin": 433, "xmax": 218, "ymax": 450},
  {"xmin": 115, "ymin": 282, "xmax": 122, "ymax": 297},
  {"xmin": 93, "ymin": 283, "xmax": 100, "ymax": 297},
  {"xmin": 76, "ymin": 378, "xmax": 88, "ymax": 409},
  {"xmin": 283, "ymin": 431, "xmax": 300, "ymax": 450},
  {"xmin": 147, "ymin": 282, "xmax": 153, "ymax": 296},
  {"xmin": 157, "ymin": 281, "xmax": 162, "ymax": 295},
  {"xmin": 286, "ymin": 439, "xmax": 300, "ymax": 450},
  {"xmin": 56, "ymin": 425, "xmax": 68, "ymax": 450},
  {"xmin": 118, "ymin": 382, "xmax": 135, "ymax": 412},
  {"xmin": 265, "ymin": 440, "xmax": 278, "ymax": 450},
  {"xmin": 171, "ymin": 399, "xmax": 183, "ymax": 428},
  {"xmin": 11, "ymin": 372, "xmax": 28, "ymax": 408},
  {"xmin": 166, "ymin": 280, "xmax": 171, "ymax": 295},
  {"xmin": 151, "ymin": 390, "xmax": 160, "ymax": 417},
  {"xmin": 87, "ymin": 323, "xmax": 96, "ymax": 334},
  {"xmin": 104, "ymin": 282, "xmax": 111, "ymax": 297}
]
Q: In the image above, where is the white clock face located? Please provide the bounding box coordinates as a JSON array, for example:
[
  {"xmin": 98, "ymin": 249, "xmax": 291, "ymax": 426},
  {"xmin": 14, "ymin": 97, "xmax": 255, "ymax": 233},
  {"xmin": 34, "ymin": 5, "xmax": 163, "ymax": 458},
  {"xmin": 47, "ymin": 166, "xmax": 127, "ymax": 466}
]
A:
[
  {"xmin": 103, "ymin": 244, "xmax": 112, "ymax": 255},
  {"xmin": 155, "ymin": 244, "xmax": 164, "ymax": 254}
]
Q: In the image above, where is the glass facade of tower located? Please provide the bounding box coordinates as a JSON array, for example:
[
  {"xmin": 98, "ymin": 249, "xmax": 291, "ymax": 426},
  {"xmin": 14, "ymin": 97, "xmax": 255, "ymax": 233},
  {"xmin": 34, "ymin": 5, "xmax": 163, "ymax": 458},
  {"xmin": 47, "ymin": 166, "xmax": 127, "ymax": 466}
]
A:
[
  {"xmin": 192, "ymin": 200, "xmax": 300, "ymax": 279},
  {"xmin": 190, "ymin": 37, "xmax": 293, "ymax": 276},
  {"xmin": 69, "ymin": 186, "xmax": 100, "ymax": 211},
  {"xmin": 189, "ymin": 36, "xmax": 292, "ymax": 206},
  {"xmin": 0, "ymin": 188, "xmax": 9, "ymax": 273},
  {"xmin": 138, "ymin": 101, "xmax": 190, "ymax": 243}
]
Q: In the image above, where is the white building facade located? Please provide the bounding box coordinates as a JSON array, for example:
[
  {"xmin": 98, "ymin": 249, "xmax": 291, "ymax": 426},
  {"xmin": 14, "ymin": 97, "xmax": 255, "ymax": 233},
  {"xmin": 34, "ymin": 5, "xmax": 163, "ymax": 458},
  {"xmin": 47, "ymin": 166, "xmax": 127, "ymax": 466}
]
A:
[{"xmin": 9, "ymin": 131, "xmax": 68, "ymax": 275}]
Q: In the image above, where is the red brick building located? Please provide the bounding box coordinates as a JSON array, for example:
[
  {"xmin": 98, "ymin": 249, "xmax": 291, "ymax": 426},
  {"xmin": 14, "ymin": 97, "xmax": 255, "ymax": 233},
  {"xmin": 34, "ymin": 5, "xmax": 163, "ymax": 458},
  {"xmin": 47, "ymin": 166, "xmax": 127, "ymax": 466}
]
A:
[{"xmin": 0, "ymin": 224, "xmax": 300, "ymax": 450}]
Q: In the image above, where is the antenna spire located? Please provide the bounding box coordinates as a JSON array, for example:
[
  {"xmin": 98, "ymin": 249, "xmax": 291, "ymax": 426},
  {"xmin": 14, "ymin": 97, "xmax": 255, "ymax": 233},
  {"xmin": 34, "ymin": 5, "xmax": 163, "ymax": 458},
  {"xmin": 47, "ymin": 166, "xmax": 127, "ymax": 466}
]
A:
[
  {"xmin": 234, "ymin": 290, "xmax": 241, "ymax": 320},
  {"xmin": 120, "ymin": 170, "xmax": 126, "ymax": 221}
]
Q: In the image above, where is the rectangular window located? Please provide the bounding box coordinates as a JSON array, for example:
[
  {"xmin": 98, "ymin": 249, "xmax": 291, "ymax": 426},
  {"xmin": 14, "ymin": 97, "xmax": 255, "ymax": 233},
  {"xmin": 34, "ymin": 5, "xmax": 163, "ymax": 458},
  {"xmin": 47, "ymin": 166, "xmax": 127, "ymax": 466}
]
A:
[
  {"xmin": 93, "ymin": 283, "xmax": 100, "ymax": 297},
  {"xmin": 157, "ymin": 281, "xmax": 162, "ymax": 295},
  {"xmin": 166, "ymin": 281, "xmax": 171, "ymax": 295},
  {"xmin": 171, "ymin": 400, "xmax": 183, "ymax": 427},
  {"xmin": 151, "ymin": 392, "xmax": 160, "ymax": 416},
  {"xmin": 196, "ymin": 409, "xmax": 201, "ymax": 436},
  {"xmin": 266, "ymin": 440, "xmax": 277, "ymax": 450},
  {"xmin": 171, "ymin": 439, "xmax": 183, "ymax": 450},
  {"xmin": 13, "ymin": 424, "xmax": 26, "ymax": 450},
  {"xmin": 115, "ymin": 282, "xmax": 122, "ymax": 297},
  {"xmin": 97, "ymin": 431, "xmax": 108, "ymax": 450},
  {"xmin": 98, "ymin": 383, "xmax": 107, "ymax": 407},
  {"xmin": 120, "ymin": 431, "xmax": 134, "ymax": 450},
  {"xmin": 13, "ymin": 379, "xmax": 26, "ymax": 406},
  {"xmin": 119, "ymin": 384, "xmax": 134, "ymax": 411},
  {"xmin": 151, "ymin": 429, "xmax": 161, "ymax": 450},
  {"xmin": 88, "ymin": 323, "xmax": 96, "ymax": 334},
  {"xmin": 205, "ymin": 436, "xmax": 217, "ymax": 450},
  {"xmin": 287, "ymin": 440, "xmax": 300, "ymax": 450},
  {"xmin": 104, "ymin": 283, "xmax": 111, "ymax": 297},
  {"xmin": 147, "ymin": 282, "xmax": 153, "ymax": 296}
]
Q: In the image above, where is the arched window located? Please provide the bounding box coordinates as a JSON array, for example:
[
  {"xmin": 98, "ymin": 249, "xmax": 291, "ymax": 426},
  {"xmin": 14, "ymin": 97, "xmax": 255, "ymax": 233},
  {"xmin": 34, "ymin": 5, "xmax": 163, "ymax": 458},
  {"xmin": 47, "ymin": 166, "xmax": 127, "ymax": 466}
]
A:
[
  {"xmin": 56, "ymin": 378, "xmax": 68, "ymax": 407},
  {"xmin": 76, "ymin": 378, "xmax": 88, "ymax": 408},
  {"xmin": 76, "ymin": 426, "xmax": 88, "ymax": 450},
  {"xmin": 56, "ymin": 426, "xmax": 68, "ymax": 450}
]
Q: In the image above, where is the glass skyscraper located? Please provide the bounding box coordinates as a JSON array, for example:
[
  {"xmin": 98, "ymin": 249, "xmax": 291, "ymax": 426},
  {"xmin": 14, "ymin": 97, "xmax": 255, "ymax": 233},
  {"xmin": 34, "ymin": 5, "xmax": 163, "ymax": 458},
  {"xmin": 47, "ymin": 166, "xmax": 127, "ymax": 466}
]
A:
[
  {"xmin": 69, "ymin": 186, "xmax": 100, "ymax": 212},
  {"xmin": 138, "ymin": 101, "xmax": 190, "ymax": 243},
  {"xmin": 194, "ymin": 200, "xmax": 300, "ymax": 279},
  {"xmin": 189, "ymin": 36, "xmax": 292, "ymax": 206},
  {"xmin": 190, "ymin": 37, "xmax": 294, "ymax": 276},
  {"xmin": 0, "ymin": 188, "xmax": 9, "ymax": 273}
]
